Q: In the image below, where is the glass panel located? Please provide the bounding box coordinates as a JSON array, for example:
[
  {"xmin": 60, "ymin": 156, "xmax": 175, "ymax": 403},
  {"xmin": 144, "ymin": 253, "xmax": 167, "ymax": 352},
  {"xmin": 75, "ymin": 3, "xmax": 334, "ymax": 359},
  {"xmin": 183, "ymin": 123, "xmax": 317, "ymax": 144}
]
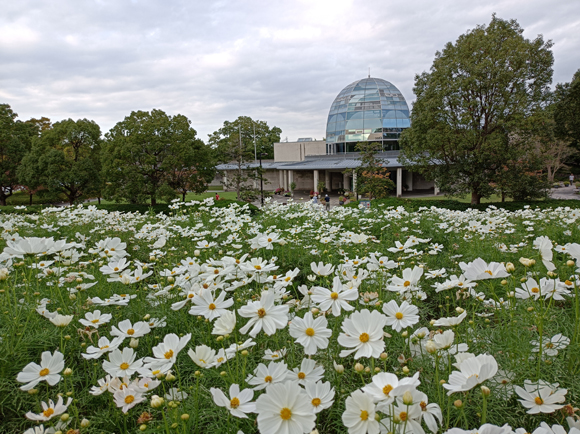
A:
[
  {"xmin": 363, "ymin": 118, "xmax": 382, "ymax": 130},
  {"xmin": 328, "ymin": 115, "xmax": 337, "ymax": 124},
  {"xmin": 326, "ymin": 122, "xmax": 336, "ymax": 132},
  {"xmin": 382, "ymin": 110, "xmax": 397, "ymax": 119},
  {"xmin": 345, "ymin": 119, "xmax": 365, "ymax": 130},
  {"xmin": 383, "ymin": 119, "xmax": 398, "ymax": 128},
  {"xmin": 335, "ymin": 121, "xmax": 346, "ymax": 131},
  {"xmin": 397, "ymin": 119, "xmax": 411, "ymax": 128},
  {"xmin": 363, "ymin": 110, "xmax": 381, "ymax": 119},
  {"xmin": 336, "ymin": 112, "xmax": 346, "ymax": 122},
  {"xmin": 346, "ymin": 112, "xmax": 364, "ymax": 120},
  {"xmin": 336, "ymin": 143, "xmax": 345, "ymax": 153},
  {"xmin": 346, "ymin": 143, "xmax": 357, "ymax": 152}
]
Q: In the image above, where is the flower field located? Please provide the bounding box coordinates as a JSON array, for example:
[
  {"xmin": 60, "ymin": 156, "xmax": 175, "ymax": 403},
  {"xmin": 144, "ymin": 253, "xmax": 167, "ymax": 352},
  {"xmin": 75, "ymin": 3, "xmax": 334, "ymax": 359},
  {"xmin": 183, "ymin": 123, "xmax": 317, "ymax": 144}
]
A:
[{"xmin": 1, "ymin": 198, "xmax": 580, "ymax": 434}]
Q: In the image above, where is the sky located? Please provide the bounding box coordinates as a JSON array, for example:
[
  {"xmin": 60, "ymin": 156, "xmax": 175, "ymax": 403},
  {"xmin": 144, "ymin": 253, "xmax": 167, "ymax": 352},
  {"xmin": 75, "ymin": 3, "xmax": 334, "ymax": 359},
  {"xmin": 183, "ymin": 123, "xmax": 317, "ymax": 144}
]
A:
[{"xmin": 1, "ymin": 0, "xmax": 579, "ymax": 142}]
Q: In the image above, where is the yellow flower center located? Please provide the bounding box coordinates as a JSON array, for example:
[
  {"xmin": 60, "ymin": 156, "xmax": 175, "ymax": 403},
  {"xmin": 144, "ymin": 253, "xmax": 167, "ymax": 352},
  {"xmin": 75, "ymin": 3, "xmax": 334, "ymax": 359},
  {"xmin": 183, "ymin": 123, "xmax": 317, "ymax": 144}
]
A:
[
  {"xmin": 264, "ymin": 376, "xmax": 273, "ymax": 383},
  {"xmin": 164, "ymin": 350, "xmax": 174, "ymax": 359},
  {"xmin": 127, "ymin": 328, "xmax": 135, "ymax": 335},
  {"xmin": 395, "ymin": 312, "xmax": 403, "ymax": 320},
  {"xmin": 383, "ymin": 384, "xmax": 393, "ymax": 395},
  {"xmin": 360, "ymin": 410, "xmax": 369, "ymax": 421},
  {"xmin": 285, "ymin": 276, "xmax": 292, "ymax": 282},
  {"xmin": 305, "ymin": 328, "xmax": 315, "ymax": 337},
  {"xmin": 485, "ymin": 270, "xmax": 493, "ymax": 276},
  {"xmin": 91, "ymin": 319, "xmax": 100, "ymax": 323},
  {"xmin": 531, "ymin": 287, "xmax": 539, "ymax": 293},
  {"xmin": 268, "ymin": 238, "xmax": 273, "ymax": 242},
  {"xmin": 257, "ymin": 308, "xmax": 266, "ymax": 318},
  {"xmin": 43, "ymin": 408, "xmax": 55, "ymax": 417},
  {"xmin": 100, "ymin": 345, "xmax": 109, "ymax": 350},
  {"xmin": 208, "ymin": 303, "xmax": 216, "ymax": 310},
  {"xmin": 330, "ymin": 292, "xmax": 339, "ymax": 300},
  {"xmin": 254, "ymin": 265, "xmax": 262, "ymax": 270},
  {"xmin": 399, "ymin": 411, "xmax": 408, "ymax": 421},
  {"xmin": 311, "ymin": 398, "xmax": 321, "ymax": 407},
  {"xmin": 114, "ymin": 267, "xmax": 119, "ymax": 271},
  {"xmin": 214, "ymin": 269, "xmax": 219, "ymax": 274},
  {"xmin": 120, "ymin": 362, "xmax": 130, "ymax": 370},
  {"xmin": 298, "ymin": 372, "xmax": 306, "ymax": 380},
  {"xmin": 280, "ymin": 407, "xmax": 292, "ymax": 420},
  {"xmin": 535, "ymin": 397, "xmax": 544, "ymax": 405},
  {"xmin": 188, "ymin": 293, "xmax": 194, "ymax": 298},
  {"xmin": 359, "ymin": 333, "xmax": 370, "ymax": 343},
  {"xmin": 230, "ymin": 397, "xmax": 240, "ymax": 408},
  {"xmin": 403, "ymin": 281, "xmax": 411, "ymax": 287},
  {"xmin": 39, "ymin": 368, "xmax": 50, "ymax": 377},
  {"xmin": 125, "ymin": 395, "xmax": 135, "ymax": 404}
]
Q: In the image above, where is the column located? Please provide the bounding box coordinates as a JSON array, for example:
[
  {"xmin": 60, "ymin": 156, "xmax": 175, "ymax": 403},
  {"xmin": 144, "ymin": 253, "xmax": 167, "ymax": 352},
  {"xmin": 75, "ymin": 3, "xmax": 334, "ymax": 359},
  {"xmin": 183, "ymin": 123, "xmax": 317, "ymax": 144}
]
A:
[
  {"xmin": 352, "ymin": 170, "xmax": 357, "ymax": 196},
  {"xmin": 325, "ymin": 171, "xmax": 331, "ymax": 192},
  {"xmin": 288, "ymin": 170, "xmax": 294, "ymax": 190},
  {"xmin": 434, "ymin": 184, "xmax": 440, "ymax": 195},
  {"xmin": 283, "ymin": 170, "xmax": 288, "ymax": 191},
  {"xmin": 223, "ymin": 172, "xmax": 228, "ymax": 191},
  {"xmin": 343, "ymin": 172, "xmax": 350, "ymax": 191},
  {"xmin": 396, "ymin": 167, "xmax": 403, "ymax": 197},
  {"xmin": 405, "ymin": 170, "xmax": 413, "ymax": 192},
  {"xmin": 313, "ymin": 170, "xmax": 319, "ymax": 193},
  {"xmin": 279, "ymin": 170, "xmax": 284, "ymax": 189}
]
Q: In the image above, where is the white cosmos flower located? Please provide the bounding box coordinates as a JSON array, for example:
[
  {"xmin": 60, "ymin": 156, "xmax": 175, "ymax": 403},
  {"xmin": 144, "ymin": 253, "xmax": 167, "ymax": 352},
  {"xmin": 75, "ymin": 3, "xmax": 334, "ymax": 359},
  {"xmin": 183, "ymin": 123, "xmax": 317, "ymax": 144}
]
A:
[
  {"xmin": 49, "ymin": 314, "xmax": 73, "ymax": 327},
  {"xmin": 188, "ymin": 345, "xmax": 217, "ymax": 369},
  {"xmin": 387, "ymin": 266, "xmax": 424, "ymax": 292},
  {"xmin": 79, "ymin": 310, "xmax": 112, "ymax": 329},
  {"xmin": 459, "ymin": 258, "xmax": 509, "ymax": 280},
  {"xmin": 210, "ymin": 384, "xmax": 256, "ymax": 418},
  {"xmin": 311, "ymin": 276, "xmax": 358, "ymax": 317},
  {"xmin": 288, "ymin": 311, "xmax": 331, "ymax": 356},
  {"xmin": 382, "ymin": 300, "xmax": 420, "ymax": 332},
  {"xmin": 113, "ymin": 385, "xmax": 145, "ymax": 413},
  {"xmin": 110, "ymin": 319, "xmax": 151, "ymax": 339},
  {"xmin": 342, "ymin": 390, "xmax": 379, "ymax": 434},
  {"xmin": 246, "ymin": 361, "xmax": 292, "ymax": 390},
  {"xmin": 337, "ymin": 309, "xmax": 387, "ymax": 359},
  {"xmin": 363, "ymin": 372, "xmax": 421, "ymax": 406},
  {"xmin": 310, "ymin": 261, "xmax": 335, "ymax": 276},
  {"xmin": 25, "ymin": 396, "xmax": 72, "ymax": 421},
  {"xmin": 304, "ymin": 380, "xmax": 335, "ymax": 414},
  {"xmin": 142, "ymin": 333, "xmax": 191, "ymax": 373},
  {"xmin": 291, "ymin": 359, "xmax": 324, "ymax": 385},
  {"xmin": 443, "ymin": 354, "xmax": 498, "ymax": 395},
  {"xmin": 255, "ymin": 381, "xmax": 316, "ymax": 434},
  {"xmin": 212, "ymin": 310, "xmax": 236, "ymax": 335},
  {"xmin": 17, "ymin": 350, "xmax": 65, "ymax": 391},
  {"xmin": 102, "ymin": 347, "xmax": 144, "ymax": 377},
  {"xmin": 531, "ymin": 334, "xmax": 570, "ymax": 357},
  {"xmin": 533, "ymin": 235, "xmax": 556, "ymax": 271},
  {"xmin": 82, "ymin": 336, "xmax": 124, "ymax": 359},
  {"xmin": 188, "ymin": 290, "xmax": 233, "ymax": 320},
  {"xmin": 515, "ymin": 380, "xmax": 567, "ymax": 414},
  {"xmin": 238, "ymin": 290, "xmax": 289, "ymax": 338},
  {"xmin": 433, "ymin": 311, "xmax": 467, "ymax": 327}
]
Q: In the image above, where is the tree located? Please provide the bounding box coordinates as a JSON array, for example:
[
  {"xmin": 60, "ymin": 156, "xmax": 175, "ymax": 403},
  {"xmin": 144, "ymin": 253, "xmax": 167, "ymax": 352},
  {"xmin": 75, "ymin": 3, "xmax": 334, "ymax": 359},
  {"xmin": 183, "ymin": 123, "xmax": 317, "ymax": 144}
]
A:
[
  {"xmin": 19, "ymin": 119, "xmax": 102, "ymax": 205},
  {"xmin": 399, "ymin": 15, "xmax": 554, "ymax": 204},
  {"xmin": 354, "ymin": 142, "xmax": 395, "ymax": 199},
  {"xmin": 0, "ymin": 104, "xmax": 37, "ymax": 206},
  {"xmin": 103, "ymin": 109, "xmax": 214, "ymax": 205},
  {"xmin": 208, "ymin": 116, "xmax": 281, "ymax": 201},
  {"xmin": 554, "ymin": 70, "xmax": 580, "ymax": 169}
]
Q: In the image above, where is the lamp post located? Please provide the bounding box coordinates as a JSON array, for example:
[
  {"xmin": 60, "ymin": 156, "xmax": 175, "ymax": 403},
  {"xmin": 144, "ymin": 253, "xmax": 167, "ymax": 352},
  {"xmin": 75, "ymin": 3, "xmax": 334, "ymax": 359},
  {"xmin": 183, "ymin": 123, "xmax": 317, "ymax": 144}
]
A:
[{"xmin": 259, "ymin": 152, "xmax": 267, "ymax": 207}]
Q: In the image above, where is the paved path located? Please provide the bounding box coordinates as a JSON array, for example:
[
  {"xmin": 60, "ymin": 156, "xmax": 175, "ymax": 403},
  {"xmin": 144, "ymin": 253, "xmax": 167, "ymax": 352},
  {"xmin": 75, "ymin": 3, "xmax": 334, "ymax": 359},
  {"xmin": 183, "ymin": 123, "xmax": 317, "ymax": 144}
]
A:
[{"xmin": 549, "ymin": 185, "xmax": 580, "ymax": 200}]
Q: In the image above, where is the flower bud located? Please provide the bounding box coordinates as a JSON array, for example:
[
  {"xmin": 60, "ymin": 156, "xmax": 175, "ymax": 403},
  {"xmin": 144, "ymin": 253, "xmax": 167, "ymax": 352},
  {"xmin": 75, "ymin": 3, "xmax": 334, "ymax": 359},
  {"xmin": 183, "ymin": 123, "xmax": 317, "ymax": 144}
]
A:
[
  {"xmin": 547, "ymin": 271, "xmax": 557, "ymax": 278},
  {"xmin": 194, "ymin": 250, "xmax": 200, "ymax": 257},
  {"xmin": 63, "ymin": 368, "xmax": 73, "ymax": 376},
  {"xmin": 454, "ymin": 399, "xmax": 463, "ymax": 408},
  {"xmin": 380, "ymin": 352, "xmax": 388, "ymax": 360},
  {"xmin": 527, "ymin": 306, "xmax": 534, "ymax": 312},
  {"xmin": 354, "ymin": 363, "xmax": 364, "ymax": 373},
  {"xmin": 181, "ymin": 414, "xmax": 190, "ymax": 421},
  {"xmin": 80, "ymin": 418, "xmax": 90, "ymax": 428},
  {"xmin": 165, "ymin": 373, "xmax": 176, "ymax": 382},
  {"xmin": 429, "ymin": 319, "xmax": 436, "ymax": 326},
  {"xmin": 27, "ymin": 388, "xmax": 38, "ymax": 395},
  {"xmin": 69, "ymin": 294, "xmax": 76, "ymax": 300},
  {"xmin": 481, "ymin": 385, "xmax": 491, "ymax": 396},
  {"xmin": 64, "ymin": 335, "xmax": 71, "ymax": 340},
  {"xmin": 364, "ymin": 367, "xmax": 371, "ymax": 373},
  {"xmin": 171, "ymin": 423, "xmax": 179, "ymax": 429},
  {"xmin": 402, "ymin": 366, "xmax": 410, "ymax": 374},
  {"xmin": 241, "ymin": 350, "xmax": 249, "ymax": 357},
  {"xmin": 311, "ymin": 307, "xmax": 319, "ymax": 315},
  {"xmin": 402, "ymin": 390, "xmax": 413, "ymax": 405},
  {"xmin": 130, "ymin": 338, "xmax": 139, "ymax": 348},
  {"xmin": 401, "ymin": 331, "xmax": 408, "ymax": 338},
  {"xmin": 425, "ymin": 340, "xmax": 437, "ymax": 354},
  {"xmin": 140, "ymin": 425, "xmax": 147, "ymax": 431},
  {"xmin": 151, "ymin": 395, "xmax": 164, "ymax": 408},
  {"xmin": 455, "ymin": 307, "xmax": 464, "ymax": 314},
  {"xmin": 60, "ymin": 413, "xmax": 69, "ymax": 422},
  {"xmin": 500, "ymin": 280, "xmax": 507, "ymax": 286},
  {"xmin": 567, "ymin": 260, "xmax": 575, "ymax": 267},
  {"xmin": 220, "ymin": 371, "xmax": 227, "ymax": 377},
  {"xmin": 505, "ymin": 262, "xmax": 515, "ymax": 272},
  {"xmin": 334, "ymin": 363, "xmax": 344, "ymax": 374}
]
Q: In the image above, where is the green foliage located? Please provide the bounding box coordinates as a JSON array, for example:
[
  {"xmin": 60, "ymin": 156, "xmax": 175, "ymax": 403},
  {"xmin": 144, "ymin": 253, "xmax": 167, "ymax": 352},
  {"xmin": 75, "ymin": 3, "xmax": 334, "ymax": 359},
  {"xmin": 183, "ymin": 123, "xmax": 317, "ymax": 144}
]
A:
[
  {"xmin": 554, "ymin": 69, "xmax": 580, "ymax": 151},
  {"xmin": 354, "ymin": 141, "xmax": 395, "ymax": 199},
  {"xmin": 18, "ymin": 118, "xmax": 102, "ymax": 205},
  {"xmin": 102, "ymin": 109, "xmax": 215, "ymax": 205},
  {"xmin": 0, "ymin": 104, "xmax": 37, "ymax": 206},
  {"xmin": 400, "ymin": 15, "xmax": 554, "ymax": 204}
]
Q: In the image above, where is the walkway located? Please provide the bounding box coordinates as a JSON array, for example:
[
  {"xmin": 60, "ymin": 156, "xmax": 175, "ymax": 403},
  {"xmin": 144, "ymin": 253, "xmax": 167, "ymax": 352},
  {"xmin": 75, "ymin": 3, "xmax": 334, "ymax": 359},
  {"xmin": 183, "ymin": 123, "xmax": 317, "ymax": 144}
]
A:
[{"xmin": 549, "ymin": 185, "xmax": 580, "ymax": 200}]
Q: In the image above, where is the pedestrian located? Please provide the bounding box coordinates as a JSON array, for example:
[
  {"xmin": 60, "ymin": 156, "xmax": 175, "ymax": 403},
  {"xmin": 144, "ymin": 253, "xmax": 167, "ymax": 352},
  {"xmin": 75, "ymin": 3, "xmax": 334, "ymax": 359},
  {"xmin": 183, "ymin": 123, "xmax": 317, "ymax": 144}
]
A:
[
  {"xmin": 324, "ymin": 194, "xmax": 330, "ymax": 211},
  {"xmin": 215, "ymin": 193, "xmax": 220, "ymax": 201},
  {"xmin": 312, "ymin": 194, "xmax": 318, "ymax": 204},
  {"xmin": 570, "ymin": 173, "xmax": 575, "ymax": 184}
]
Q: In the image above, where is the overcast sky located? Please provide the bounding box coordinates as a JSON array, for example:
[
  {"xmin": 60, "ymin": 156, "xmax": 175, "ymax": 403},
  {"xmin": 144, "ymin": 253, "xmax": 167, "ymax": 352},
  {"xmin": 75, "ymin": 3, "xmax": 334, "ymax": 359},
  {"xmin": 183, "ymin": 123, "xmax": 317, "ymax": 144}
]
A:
[{"xmin": 1, "ymin": 0, "xmax": 579, "ymax": 142}]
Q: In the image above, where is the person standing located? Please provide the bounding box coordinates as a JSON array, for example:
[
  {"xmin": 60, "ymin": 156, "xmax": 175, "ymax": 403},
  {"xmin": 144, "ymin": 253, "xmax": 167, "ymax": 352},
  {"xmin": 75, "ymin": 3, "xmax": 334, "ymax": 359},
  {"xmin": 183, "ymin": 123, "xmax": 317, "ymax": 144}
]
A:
[
  {"xmin": 324, "ymin": 194, "xmax": 330, "ymax": 211},
  {"xmin": 570, "ymin": 173, "xmax": 575, "ymax": 184},
  {"xmin": 312, "ymin": 195, "xmax": 318, "ymax": 204}
]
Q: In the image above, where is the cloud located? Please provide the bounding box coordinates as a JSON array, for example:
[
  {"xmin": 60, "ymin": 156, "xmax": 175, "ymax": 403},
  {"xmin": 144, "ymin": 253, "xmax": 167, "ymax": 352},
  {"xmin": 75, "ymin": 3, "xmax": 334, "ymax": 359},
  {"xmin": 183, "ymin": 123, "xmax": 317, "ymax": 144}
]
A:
[{"xmin": 1, "ymin": 0, "xmax": 579, "ymax": 142}]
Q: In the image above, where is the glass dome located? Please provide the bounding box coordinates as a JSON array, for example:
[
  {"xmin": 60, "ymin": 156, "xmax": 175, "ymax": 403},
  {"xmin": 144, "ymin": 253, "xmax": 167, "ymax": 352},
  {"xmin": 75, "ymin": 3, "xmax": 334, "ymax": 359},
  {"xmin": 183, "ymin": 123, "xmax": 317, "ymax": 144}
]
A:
[{"xmin": 325, "ymin": 77, "xmax": 410, "ymax": 153}]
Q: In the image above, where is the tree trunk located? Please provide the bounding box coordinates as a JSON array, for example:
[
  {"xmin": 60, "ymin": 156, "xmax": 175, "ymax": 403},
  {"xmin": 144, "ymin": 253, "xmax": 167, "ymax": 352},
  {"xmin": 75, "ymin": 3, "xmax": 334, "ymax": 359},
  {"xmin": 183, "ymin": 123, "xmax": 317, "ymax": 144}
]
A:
[
  {"xmin": 471, "ymin": 191, "xmax": 481, "ymax": 205},
  {"xmin": 501, "ymin": 191, "xmax": 506, "ymax": 202},
  {"xmin": 98, "ymin": 197, "xmax": 101, "ymax": 204},
  {"xmin": 182, "ymin": 191, "xmax": 186, "ymax": 201},
  {"xmin": 0, "ymin": 196, "xmax": 6, "ymax": 207},
  {"xmin": 151, "ymin": 196, "xmax": 157, "ymax": 206},
  {"xmin": 29, "ymin": 194, "xmax": 33, "ymax": 205}
]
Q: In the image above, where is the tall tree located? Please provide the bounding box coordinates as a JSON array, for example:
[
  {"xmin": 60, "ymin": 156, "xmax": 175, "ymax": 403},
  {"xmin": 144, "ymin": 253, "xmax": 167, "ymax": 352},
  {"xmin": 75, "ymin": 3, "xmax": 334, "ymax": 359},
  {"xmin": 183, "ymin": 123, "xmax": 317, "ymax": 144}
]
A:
[
  {"xmin": 208, "ymin": 116, "xmax": 281, "ymax": 201},
  {"xmin": 103, "ymin": 109, "xmax": 214, "ymax": 205},
  {"xmin": 354, "ymin": 142, "xmax": 395, "ymax": 200},
  {"xmin": 554, "ymin": 70, "xmax": 580, "ymax": 164},
  {"xmin": 399, "ymin": 15, "xmax": 554, "ymax": 204},
  {"xmin": 19, "ymin": 119, "xmax": 102, "ymax": 205},
  {"xmin": 0, "ymin": 105, "xmax": 37, "ymax": 206}
]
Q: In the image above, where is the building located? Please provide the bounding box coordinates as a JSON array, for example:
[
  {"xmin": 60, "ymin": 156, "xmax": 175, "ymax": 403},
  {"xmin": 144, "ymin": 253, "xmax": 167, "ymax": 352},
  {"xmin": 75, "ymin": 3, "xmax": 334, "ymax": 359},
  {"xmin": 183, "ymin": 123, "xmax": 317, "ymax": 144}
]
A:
[{"xmin": 215, "ymin": 77, "xmax": 437, "ymax": 197}]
